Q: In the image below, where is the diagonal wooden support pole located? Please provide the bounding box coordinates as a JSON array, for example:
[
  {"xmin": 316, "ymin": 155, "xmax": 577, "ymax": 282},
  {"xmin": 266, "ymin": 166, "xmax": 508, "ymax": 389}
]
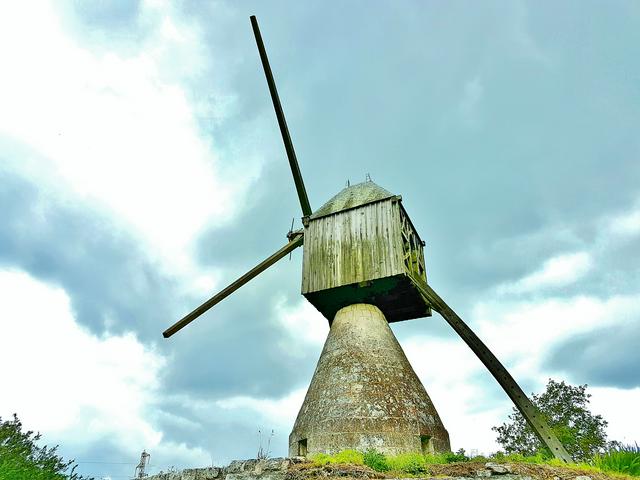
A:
[
  {"xmin": 163, "ymin": 232, "xmax": 304, "ymax": 338},
  {"xmin": 414, "ymin": 281, "xmax": 573, "ymax": 463}
]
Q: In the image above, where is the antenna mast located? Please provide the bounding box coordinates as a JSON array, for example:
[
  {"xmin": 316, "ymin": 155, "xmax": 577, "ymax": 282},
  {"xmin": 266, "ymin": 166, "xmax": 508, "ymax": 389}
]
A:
[{"xmin": 134, "ymin": 450, "xmax": 150, "ymax": 479}]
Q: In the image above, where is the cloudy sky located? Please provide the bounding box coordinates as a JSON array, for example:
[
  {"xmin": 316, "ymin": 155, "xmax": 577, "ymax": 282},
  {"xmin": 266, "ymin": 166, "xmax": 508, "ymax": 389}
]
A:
[{"xmin": 1, "ymin": 1, "xmax": 639, "ymax": 478}]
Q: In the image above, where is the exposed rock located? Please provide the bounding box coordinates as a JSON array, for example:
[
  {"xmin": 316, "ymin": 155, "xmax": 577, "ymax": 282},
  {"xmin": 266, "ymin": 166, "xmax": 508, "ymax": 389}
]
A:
[
  {"xmin": 182, "ymin": 468, "xmax": 221, "ymax": 480},
  {"xmin": 146, "ymin": 459, "xmax": 616, "ymax": 480},
  {"xmin": 286, "ymin": 463, "xmax": 383, "ymax": 480},
  {"xmin": 397, "ymin": 477, "xmax": 531, "ymax": 480},
  {"xmin": 148, "ymin": 458, "xmax": 291, "ymax": 480},
  {"xmin": 485, "ymin": 463, "xmax": 512, "ymax": 474}
]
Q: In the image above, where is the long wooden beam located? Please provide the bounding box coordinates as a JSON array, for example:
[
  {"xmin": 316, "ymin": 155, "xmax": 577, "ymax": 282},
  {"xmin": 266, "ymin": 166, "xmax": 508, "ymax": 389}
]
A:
[
  {"xmin": 414, "ymin": 281, "xmax": 573, "ymax": 463},
  {"xmin": 163, "ymin": 232, "xmax": 304, "ymax": 338},
  {"xmin": 250, "ymin": 15, "xmax": 312, "ymax": 217}
]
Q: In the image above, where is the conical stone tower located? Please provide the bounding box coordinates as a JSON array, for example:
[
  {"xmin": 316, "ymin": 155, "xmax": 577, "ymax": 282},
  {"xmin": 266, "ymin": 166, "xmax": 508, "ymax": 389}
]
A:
[{"xmin": 289, "ymin": 303, "xmax": 450, "ymax": 457}]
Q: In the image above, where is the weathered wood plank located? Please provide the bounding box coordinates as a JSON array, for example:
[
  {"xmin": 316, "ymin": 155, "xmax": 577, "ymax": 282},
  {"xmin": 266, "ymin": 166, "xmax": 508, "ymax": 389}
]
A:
[{"xmin": 303, "ymin": 199, "xmax": 406, "ymax": 294}]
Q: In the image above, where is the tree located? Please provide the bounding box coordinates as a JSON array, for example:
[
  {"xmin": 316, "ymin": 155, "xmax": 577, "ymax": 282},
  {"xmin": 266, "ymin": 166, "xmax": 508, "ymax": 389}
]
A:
[
  {"xmin": 0, "ymin": 414, "xmax": 92, "ymax": 480},
  {"xmin": 492, "ymin": 379, "xmax": 610, "ymax": 462}
]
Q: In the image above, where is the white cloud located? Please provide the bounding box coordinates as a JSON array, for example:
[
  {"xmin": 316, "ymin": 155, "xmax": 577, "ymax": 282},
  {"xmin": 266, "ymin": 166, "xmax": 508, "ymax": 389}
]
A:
[
  {"xmin": 215, "ymin": 388, "xmax": 307, "ymax": 432},
  {"xmin": 606, "ymin": 203, "xmax": 640, "ymax": 238},
  {"xmin": 157, "ymin": 388, "xmax": 309, "ymax": 462},
  {"xmin": 497, "ymin": 251, "xmax": 592, "ymax": 294},
  {"xmin": 508, "ymin": 1, "xmax": 550, "ymax": 66},
  {"xmin": 590, "ymin": 387, "xmax": 640, "ymax": 445},
  {"xmin": 0, "ymin": 2, "xmax": 258, "ymax": 274},
  {"xmin": 458, "ymin": 76, "xmax": 484, "ymax": 126},
  {"xmin": 402, "ymin": 335, "xmax": 506, "ymax": 454},
  {"xmin": 275, "ymin": 297, "xmax": 329, "ymax": 357},
  {"xmin": 473, "ymin": 293, "xmax": 640, "ymax": 376},
  {"xmin": 0, "ymin": 269, "xmax": 208, "ymax": 466}
]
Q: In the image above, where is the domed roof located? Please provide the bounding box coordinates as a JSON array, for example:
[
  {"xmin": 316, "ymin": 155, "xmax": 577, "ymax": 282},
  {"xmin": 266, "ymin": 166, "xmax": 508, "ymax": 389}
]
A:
[{"xmin": 310, "ymin": 181, "xmax": 395, "ymax": 219}]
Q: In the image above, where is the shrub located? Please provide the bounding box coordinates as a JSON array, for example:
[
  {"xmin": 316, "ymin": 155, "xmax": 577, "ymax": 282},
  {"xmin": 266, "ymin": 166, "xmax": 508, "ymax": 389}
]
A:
[
  {"xmin": 493, "ymin": 380, "xmax": 609, "ymax": 461},
  {"xmin": 490, "ymin": 452, "xmax": 550, "ymax": 464},
  {"xmin": 387, "ymin": 452, "xmax": 427, "ymax": 474},
  {"xmin": 311, "ymin": 453, "xmax": 333, "ymax": 466},
  {"xmin": 364, "ymin": 448, "xmax": 389, "ymax": 472},
  {"xmin": 443, "ymin": 448, "xmax": 470, "ymax": 463},
  {"xmin": 0, "ymin": 414, "xmax": 91, "ymax": 480},
  {"xmin": 311, "ymin": 449, "xmax": 364, "ymax": 466},
  {"xmin": 423, "ymin": 453, "xmax": 448, "ymax": 464},
  {"xmin": 593, "ymin": 443, "xmax": 640, "ymax": 476},
  {"xmin": 363, "ymin": 449, "xmax": 389, "ymax": 472},
  {"xmin": 332, "ymin": 449, "xmax": 364, "ymax": 465},
  {"xmin": 470, "ymin": 455, "xmax": 491, "ymax": 463}
]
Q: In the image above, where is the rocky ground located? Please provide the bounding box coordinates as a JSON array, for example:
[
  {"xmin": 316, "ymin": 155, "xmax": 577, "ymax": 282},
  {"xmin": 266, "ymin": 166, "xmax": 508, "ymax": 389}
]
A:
[
  {"xmin": 145, "ymin": 458, "xmax": 628, "ymax": 480},
  {"xmin": 288, "ymin": 460, "xmax": 620, "ymax": 480}
]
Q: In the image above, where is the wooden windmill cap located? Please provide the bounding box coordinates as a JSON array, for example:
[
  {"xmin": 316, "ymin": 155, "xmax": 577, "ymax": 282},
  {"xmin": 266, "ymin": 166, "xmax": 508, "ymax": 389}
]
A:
[
  {"xmin": 302, "ymin": 178, "xmax": 431, "ymax": 324},
  {"xmin": 310, "ymin": 180, "xmax": 395, "ymax": 220}
]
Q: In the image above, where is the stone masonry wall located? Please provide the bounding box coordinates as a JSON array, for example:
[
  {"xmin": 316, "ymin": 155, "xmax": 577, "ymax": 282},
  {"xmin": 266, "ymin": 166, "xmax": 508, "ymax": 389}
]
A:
[
  {"xmin": 289, "ymin": 303, "xmax": 450, "ymax": 457},
  {"xmin": 145, "ymin": 458, "xmax": 291, "ymax": 480}
]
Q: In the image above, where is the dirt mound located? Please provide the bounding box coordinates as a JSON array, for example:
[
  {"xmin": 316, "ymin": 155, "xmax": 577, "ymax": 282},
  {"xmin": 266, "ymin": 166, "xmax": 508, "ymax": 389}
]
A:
[
  {"xmin": 287, "ymin": 462, "xmax": 385, "ymax": 480},
  {"xmin": 287, "ymin": 461, "xmax": 626, "ymax": 480},
  {"xmin": 428, "ymin": 461, "xmax": 615, "ymax": 480}
]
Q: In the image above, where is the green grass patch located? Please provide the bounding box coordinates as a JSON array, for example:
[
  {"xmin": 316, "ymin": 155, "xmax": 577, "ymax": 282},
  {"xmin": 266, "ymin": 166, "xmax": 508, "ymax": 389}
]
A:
[
  {"xmin": 364, "ymin": 450, "xmax": 471, "ymax": 473},
  {"xmin": 311, "ymin": 449, "xmax": 364, "ymax": 466},
  {"xmin": 386, "ymin": 452, "xmax": 428, "ymax": 474},
  {"xmin": 443, "ymin": 449, "xmax": 471, "ymax": 463},
  {"xmin": 363, "ymin": 449, "xmax": 389, "ymax": 472},
  {"xmin": 594, "ymin": 444, "xmax": 640, "ymax": 477},
  {"xmin": 315, "ymin": 449, "xmax": 433, "ymax": 474},
  {"xmin": 311, "ymin": 446, "xmax": 640, "ymax": 478},
  {"xmin": 317, "ymin": 448, "xmax": 475, "ymax": 474},
  {"xmin": 489, "ymin": 452, "xmax": 551, "ymax": 464}
]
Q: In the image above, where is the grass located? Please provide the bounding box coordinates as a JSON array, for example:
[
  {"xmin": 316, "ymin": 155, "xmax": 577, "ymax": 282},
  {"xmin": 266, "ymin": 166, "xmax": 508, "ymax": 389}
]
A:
[
  {"xmin": 488, "ymin": 447, "xmax": 640, "ymax": 477},
  {"xmin": 386, "ymin": 452, "xmax": 428, "ymax": 474},
  {"xmin": 313, "ymin": 449, "xmax": 471, "ymax": 474},
  {"xmin": 310, "ymin": 446, "xmax": 640, "ymax": 477},
  {"xmin": 311, "ymin": 449, "xmax": 364, "ymax": 466},
  {"xmin": 593, "ymin": 444, "xmax": 640, "ymax": 477},
  {"xmin": 489, "ymin": 452, "xmax": 552, "ymax": 464},
  {"xmin": 362, "ymin": 449, "xmax": 389, "ymax": 472}
]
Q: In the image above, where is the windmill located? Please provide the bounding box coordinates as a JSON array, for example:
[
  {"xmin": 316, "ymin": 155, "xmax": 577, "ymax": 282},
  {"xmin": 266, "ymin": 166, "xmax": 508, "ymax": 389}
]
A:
[{"xmin": 163, "ymin": 16, "xmax": 573, "ymax": 463}]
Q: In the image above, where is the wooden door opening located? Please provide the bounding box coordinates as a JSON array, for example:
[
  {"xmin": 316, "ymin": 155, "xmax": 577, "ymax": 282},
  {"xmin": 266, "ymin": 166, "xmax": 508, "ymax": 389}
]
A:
[
  {"xmin": 421, "ymin": 435, "xmax": 434, "ymax": 455},
  {"xmin": 298, "ymin": 438, "xmax": 308, "ymax": 456}
]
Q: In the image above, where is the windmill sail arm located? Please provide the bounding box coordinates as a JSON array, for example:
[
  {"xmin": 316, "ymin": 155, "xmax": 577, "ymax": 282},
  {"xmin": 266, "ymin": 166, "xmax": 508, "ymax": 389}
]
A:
[
  {"xmin": 163, "ymin": 232, "xmax": 304, "ymax": 338},
  {"xmin": 414, "ymin": 281, "xmax": 573, "ymax": 463},
  {"xmin": 250, "ymin": 15, "xmax": 312, "ymax": 217}
]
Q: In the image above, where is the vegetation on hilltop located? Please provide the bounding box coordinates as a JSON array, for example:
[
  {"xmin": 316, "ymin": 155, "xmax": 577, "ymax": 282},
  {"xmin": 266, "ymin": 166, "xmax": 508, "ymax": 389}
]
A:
[
  {"xmin": 493, "ymin": 379, "xmax": 611, "ymax": 462},
  {"xmin": 0, "ymin": 414, "xmax": 91, "ymax": 480},
  {"xmin": 306, "ymin": 446, "xmax": 640, "ymax": 478}
]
